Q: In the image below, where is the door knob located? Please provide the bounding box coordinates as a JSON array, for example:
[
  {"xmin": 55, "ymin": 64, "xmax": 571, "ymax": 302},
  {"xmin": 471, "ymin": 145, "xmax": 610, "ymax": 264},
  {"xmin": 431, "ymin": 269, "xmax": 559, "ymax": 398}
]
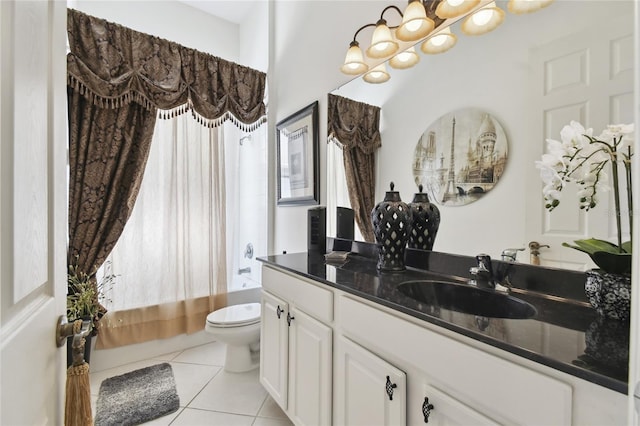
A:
[{"xmin": 56, "ymin": 315, "xmax": 91, "ymax": 347}]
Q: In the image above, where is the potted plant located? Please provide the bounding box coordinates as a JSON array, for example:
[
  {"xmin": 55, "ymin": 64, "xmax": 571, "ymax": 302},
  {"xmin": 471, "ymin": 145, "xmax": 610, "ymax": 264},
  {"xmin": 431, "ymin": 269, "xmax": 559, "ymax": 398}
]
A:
[
  {"xmin": 66, "ymin": 257, "xmax": 116, "ymax": 365},
  {"xmin": 536, "ymin": 121, "xmax": 633, "ymax": 320}
]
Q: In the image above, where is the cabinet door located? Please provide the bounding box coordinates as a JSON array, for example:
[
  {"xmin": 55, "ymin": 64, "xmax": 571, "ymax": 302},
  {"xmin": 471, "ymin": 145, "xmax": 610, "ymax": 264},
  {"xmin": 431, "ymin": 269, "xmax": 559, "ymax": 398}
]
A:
[
  {"xmin": 260, "ymin": 291, "xmax": 289, "ymax": 409},
  {"xmin": 335, "ymin": 336, "xmax": 406, "ymax": 426},
  {"xmin": 418, "ymin": 384, "xmax": 498, "ymax": 426},
  {"xmin": 288, "ymin": 308, "xmax": 332, "ymax": 426}
]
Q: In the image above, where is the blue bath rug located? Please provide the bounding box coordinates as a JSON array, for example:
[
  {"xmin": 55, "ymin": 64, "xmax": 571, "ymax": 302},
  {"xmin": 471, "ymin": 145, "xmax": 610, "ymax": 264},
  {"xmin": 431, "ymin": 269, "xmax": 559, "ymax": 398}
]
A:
[{"xmin": 94, "ymin": 362, "xmax": 180, "ymax": 426}]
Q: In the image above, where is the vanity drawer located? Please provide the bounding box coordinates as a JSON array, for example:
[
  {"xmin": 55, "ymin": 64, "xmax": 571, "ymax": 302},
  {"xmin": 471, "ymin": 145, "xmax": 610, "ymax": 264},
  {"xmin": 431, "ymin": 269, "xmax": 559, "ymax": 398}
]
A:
[{"xmin": 262, "ymin": 266, "xmax": 333, "ymax": 323}]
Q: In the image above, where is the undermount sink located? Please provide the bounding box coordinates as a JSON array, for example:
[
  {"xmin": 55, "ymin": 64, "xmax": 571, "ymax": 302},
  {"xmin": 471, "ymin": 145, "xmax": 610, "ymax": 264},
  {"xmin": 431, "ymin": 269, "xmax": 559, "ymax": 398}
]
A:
[{"xmin": 396, "ymin": 280, "xmax": 537, "ymax": 319}]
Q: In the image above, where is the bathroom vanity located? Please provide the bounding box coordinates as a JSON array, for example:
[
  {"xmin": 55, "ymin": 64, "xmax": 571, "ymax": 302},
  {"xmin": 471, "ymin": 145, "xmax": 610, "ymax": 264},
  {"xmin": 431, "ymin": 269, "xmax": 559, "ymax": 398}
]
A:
[{"xmin": 258, "ymin": 248, "xmax": 628, "ymax": 425}]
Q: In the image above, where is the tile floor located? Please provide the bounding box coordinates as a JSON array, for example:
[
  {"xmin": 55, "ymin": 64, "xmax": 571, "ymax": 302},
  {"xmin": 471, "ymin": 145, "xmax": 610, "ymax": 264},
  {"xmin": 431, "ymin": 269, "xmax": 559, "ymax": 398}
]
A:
[{"xmin": 89, "ymin": 341, "xmax": 293, "ymax": 426}]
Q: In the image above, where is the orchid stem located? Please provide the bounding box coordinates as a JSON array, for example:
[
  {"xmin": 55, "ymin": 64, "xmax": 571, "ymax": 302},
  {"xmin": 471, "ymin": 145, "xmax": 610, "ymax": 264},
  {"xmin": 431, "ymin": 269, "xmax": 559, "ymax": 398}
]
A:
[
  {"xmin": 610, "ymin": 146, "xmax": 623, "ymax": 252},
  {"xmin": 625, "ymin": 146, "xmax": 633, "ymax": 249}
]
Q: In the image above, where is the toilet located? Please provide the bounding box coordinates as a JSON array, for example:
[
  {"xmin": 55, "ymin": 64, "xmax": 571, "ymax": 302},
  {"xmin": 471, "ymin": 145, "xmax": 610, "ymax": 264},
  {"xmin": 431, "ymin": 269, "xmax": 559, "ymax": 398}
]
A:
[{"xmin": 205, "ymin": 302, "xmax": 261, "ymax": 372}]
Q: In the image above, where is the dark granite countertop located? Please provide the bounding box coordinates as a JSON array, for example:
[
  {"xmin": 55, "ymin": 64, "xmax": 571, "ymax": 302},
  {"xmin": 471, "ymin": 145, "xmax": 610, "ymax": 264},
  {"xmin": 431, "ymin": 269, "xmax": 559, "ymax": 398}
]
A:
[{"xmin": 258, "ymin": 251, "xmax": 629, "ymax": 394}]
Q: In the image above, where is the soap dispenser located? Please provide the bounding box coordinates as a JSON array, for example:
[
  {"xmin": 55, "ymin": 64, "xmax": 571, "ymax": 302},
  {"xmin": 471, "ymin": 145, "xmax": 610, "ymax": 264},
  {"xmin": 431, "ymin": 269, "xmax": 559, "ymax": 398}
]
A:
[{"xmin": 371, "ymin": 182, "xmax": 412, "ymax": 271}]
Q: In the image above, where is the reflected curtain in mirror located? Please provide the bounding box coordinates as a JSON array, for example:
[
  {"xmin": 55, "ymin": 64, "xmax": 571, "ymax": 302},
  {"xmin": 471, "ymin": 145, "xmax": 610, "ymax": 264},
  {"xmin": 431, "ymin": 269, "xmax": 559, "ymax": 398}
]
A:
[{"xmin": 327, "ymin": 94, "xmax": 382, "ymax": 242}]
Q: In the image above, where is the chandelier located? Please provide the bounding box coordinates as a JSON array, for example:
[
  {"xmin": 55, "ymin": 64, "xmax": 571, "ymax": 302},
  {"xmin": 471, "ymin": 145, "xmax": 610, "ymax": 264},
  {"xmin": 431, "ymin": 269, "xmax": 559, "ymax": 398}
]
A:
[{"xmin": 341, "ymin": 0, "xmax": 554, "ymax": 84}]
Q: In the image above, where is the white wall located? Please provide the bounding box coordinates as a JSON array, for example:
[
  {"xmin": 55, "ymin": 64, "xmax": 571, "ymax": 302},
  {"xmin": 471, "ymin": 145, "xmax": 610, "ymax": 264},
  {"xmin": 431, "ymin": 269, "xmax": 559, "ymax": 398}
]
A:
[
  {"xmin": 270, "ymin": 0, "xmax": 387, "ymax": 254},
  {"xmin": 239, "ymin": 1, "xmax": 268, "ymax": 71},
  {"xmin": 70, "ymin": 0, "xmax": 240, "ymax": 60},
  {"xmin": 270, "ymin": 0, "xmax": 635, "ymax": 258}
]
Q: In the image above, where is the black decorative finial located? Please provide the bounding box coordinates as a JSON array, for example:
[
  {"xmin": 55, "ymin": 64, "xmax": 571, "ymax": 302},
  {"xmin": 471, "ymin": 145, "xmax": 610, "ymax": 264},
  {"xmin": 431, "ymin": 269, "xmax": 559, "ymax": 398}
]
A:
[
  {"xmin": 390, "ymin": 182, "xmax": 395, "ymax": 191},
  {"xmin": 418, "ymin": 184, "xmax": 423, "ymax": 193}
]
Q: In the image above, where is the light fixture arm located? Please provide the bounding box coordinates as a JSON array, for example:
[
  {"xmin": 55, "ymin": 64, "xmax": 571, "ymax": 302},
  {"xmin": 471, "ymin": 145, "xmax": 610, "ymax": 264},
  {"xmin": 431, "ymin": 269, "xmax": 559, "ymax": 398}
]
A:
[
  {"xmin": 379, "ymin": 5, "xmax": 404, "ymax": 24},
  {"xmin": 350, "ymin": 5, "xmax": 407, "ymax": 46},
  {"xmin": 351, "ymin": 23, "xmax": 377, "ymax": 44}
]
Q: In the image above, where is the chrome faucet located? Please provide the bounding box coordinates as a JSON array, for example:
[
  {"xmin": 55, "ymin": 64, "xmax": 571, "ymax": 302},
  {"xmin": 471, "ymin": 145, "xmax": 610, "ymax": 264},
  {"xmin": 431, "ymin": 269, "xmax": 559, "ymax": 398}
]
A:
[
  {"xmin": 469, "ymin": 254, "xmax": 494, "ymax": 289},
  {"xmin": 469, "ymin": 254, "xmax": 510, "ymax": 292},
  {"xmin": 238, "ymin": 266, "xmax": 251, "ymax": 275},
  {"xmin": 501, "ymin": 248, "xmax": 525, "ymax": 262}
]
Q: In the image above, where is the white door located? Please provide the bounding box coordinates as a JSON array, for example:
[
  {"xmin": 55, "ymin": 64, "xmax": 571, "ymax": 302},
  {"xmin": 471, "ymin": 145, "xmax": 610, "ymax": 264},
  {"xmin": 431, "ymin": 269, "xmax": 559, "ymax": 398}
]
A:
[
  {"xmin": 525, "ymin": 15, "xmax": 634, "ymax": 270},
  {"xmin": 260, "ymin": 290, "xmax": 289, "ymax": 410},
  {"xmin": 335, "ymin": 336, "xmax": 406, "ymax": 426},
  {"xmin": 0, "ymin": 1, "xmax": 68, "ymax": 425},
  {"xmin": 287, "ymin": 307, "xmax": 332, "ymax": 426}
]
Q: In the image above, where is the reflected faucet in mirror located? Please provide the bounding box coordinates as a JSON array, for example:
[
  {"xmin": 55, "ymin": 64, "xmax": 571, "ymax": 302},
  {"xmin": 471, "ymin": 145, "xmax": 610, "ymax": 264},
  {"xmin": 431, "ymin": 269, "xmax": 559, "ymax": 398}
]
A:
[{"xmin": 528, "ymin": 241, "xmax": 550, "ymax": 266}]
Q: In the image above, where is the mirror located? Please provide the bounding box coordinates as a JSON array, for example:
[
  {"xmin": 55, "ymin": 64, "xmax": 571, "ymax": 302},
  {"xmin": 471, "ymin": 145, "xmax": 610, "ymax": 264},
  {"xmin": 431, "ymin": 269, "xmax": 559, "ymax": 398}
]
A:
[{"xmin": 328, "ymin": 0, "xmax": 635, "ymax": 262}]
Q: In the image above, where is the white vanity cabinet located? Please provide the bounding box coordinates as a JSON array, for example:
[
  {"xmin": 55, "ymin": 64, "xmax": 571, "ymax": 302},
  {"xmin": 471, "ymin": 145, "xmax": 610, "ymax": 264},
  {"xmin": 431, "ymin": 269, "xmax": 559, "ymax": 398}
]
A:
[
  {"xmin": 339, "ymin": 295, "xmax": 626, "ymax": 425},
  {"xmin": 334, "ymin": 335, "xmax": 406, "ymax": 425},
  {"xmin": 260, "ymin": 266, "xmax": 333, "ymax": 426},
  {"xmin": 260, "ymin": 264, "xmax": 627, "ymax": 425}
]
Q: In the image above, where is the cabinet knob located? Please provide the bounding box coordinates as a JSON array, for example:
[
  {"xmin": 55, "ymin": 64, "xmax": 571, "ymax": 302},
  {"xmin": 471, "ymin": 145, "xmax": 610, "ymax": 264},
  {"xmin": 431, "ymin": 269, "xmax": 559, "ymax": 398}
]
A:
[
  {"xmin": 276, "ymin": 305, "xmax": 284, "ymax": 319},
  {"xmin": 385, "ymin": 376, "xmax": 397, "ymax": 401},
  {"xmin": 422, "ymin": 397, "xmax": 434, "ymax": 423},
  {"xmin": 286, "ymin": 311, "xmax": 295, "ymax": 326}
]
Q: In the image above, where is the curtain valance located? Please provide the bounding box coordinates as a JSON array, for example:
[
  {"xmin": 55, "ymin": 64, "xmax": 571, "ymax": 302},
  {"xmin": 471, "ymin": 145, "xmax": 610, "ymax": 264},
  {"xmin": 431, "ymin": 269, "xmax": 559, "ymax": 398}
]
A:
[
  {"xmin": 67, "ymin": 8, "xmax": 267, "ymax": 131},
  {"xmin": 327, "ymin": 93, "xmax": 382, "ymax": 154}
]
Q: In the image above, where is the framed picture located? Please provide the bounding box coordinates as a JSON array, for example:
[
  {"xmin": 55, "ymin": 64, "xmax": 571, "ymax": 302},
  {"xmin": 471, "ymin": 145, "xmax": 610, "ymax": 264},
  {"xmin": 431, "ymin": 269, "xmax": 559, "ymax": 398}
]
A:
[
  {"xmin": 412, "ymin": 108, "xmax": 509, "ymax": 206},
  {"xmin": 276, "ymin": 101, "xmax": 319, "ymax": 206}
]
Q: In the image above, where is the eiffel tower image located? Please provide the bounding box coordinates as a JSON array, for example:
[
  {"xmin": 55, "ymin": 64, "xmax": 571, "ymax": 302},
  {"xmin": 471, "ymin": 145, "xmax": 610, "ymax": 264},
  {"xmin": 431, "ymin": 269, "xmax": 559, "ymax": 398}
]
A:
[{"xmin": 442, "ymin": 117, "xmax": 458, "ymax": 202}]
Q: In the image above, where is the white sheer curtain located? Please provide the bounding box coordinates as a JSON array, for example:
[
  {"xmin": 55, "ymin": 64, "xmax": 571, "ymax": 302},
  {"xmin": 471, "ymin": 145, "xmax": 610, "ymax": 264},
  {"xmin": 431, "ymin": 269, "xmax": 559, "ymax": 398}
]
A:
[
  {"xmin": 327, "ymin": 140, "xmax": 364, "ymax": 242},
  {"xmin": 97, "ymin": 113, "xmax": 228, "ymax": 348}
]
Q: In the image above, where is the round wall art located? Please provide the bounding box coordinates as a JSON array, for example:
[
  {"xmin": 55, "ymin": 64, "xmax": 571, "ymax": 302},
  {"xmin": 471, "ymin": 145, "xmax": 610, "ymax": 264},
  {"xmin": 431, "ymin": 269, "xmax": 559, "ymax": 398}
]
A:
[{"xmin": 412, "ymin": 108, "xmax": 509, "ymax": 206}]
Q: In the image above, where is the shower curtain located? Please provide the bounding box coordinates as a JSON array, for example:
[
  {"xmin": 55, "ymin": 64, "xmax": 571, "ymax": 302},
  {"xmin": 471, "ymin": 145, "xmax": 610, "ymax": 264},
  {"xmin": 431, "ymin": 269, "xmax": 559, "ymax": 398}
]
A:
[{"xmin": 96, "ymin": 114, "xmax": 229, "ymax": 349}]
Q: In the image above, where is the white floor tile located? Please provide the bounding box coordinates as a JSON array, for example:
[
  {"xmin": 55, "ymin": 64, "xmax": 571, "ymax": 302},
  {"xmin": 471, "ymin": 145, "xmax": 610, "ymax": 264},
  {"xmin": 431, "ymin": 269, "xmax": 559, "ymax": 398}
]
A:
[
  {"xmin": 171, "ymin": 408, "xmax": 255, "ymax": 426},
  {"xmin": 172, "ymin": 341, "xmax": 226, "ymax": 366},
  {"xmin": 169, "ymin": 362, "xmax": 221, "ymax": 406},
  {"xmin": 88, "ymin": 342, "xmax": 297, "ymax": 426},
  {"xmin": 188, "ymin": 369, "xmax": 268, "ymax": 416},
  {"xmin": 257, "ymin": 396, "xmax": 288, "ymax": 419},
  {"xmin": 141, "ymin": 407, "xmax": 182, "ymax": 425},
  {"xmin": 252, "ymin": 417, "xmax": 294, "ymax": 426},
  {"xmin": 152, "ymin": 350, "xmax": 181, "ymax": 361}
]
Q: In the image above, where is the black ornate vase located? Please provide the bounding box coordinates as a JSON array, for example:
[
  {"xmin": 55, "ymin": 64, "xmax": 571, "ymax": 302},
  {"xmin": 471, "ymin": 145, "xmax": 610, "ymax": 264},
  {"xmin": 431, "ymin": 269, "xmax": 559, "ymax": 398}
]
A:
[
  {"xmin": 584, "ymin": 316, "xmax": 629, "ymax": 371},
  {"xmin": 371, "ymin": 182, "xmax": 412, "ymax": 272},
  {"xmin": 408, "ymin": 184, "xmax": 440, "ymax": 251},
  {"xmin": 584, "ymin": 269, "xmax": 631, "ymax": 321}
]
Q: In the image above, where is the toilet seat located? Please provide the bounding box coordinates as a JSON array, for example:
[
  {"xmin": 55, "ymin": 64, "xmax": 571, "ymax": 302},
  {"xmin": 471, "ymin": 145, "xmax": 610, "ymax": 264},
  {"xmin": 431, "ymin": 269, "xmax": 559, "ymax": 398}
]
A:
[{"xmin": 206, "ymin": 303, "xmax": 261, "ymax": 328}]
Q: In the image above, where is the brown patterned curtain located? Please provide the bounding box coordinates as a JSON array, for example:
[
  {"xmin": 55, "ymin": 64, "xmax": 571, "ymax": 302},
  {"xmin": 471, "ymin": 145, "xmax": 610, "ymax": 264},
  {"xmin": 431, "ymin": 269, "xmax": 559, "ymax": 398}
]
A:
[
  {"xmin": 327, "ymin": 94, "xmax": 382, "ymax": 242},
  {"xmin": 66, "ymin": 9, "xmax": 267, "ymax": 330}
]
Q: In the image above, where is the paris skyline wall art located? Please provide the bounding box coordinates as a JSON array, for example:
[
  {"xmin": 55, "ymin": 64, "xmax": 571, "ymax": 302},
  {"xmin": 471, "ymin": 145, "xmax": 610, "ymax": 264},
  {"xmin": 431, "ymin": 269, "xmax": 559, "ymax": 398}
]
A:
[{"xmin": 412, "ymin": 108, "xmax": 509, "ymax": 207}]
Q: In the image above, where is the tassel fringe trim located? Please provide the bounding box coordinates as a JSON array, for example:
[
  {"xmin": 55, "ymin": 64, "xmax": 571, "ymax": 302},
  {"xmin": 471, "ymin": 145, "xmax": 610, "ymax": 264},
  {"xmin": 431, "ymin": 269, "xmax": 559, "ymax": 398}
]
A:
[
  {"xmin": 68, "ymin": 74, "xmax": 267, "ymax": 132},
  {"xmin": 67, "ymin": 362, "xmax": 90, "ymax": 376},
  {"xmin": 158, "ymin": 101, "xmax": 267, "ymax": 132}
]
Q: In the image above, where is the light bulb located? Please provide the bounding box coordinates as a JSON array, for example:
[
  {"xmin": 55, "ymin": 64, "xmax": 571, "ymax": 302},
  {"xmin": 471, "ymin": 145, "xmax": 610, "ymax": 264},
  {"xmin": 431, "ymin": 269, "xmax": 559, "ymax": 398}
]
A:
[
  {"xmin": 390, "ymin": 46, "xmax": 419, "ymax": 69},
  {"xmin": 430, "ymin": 34, "xmax": 447, "ymax": 47},
  {"xmin": 472, "ymin": 9, "xmax": 493, "ymax": 26},
  {"xmin": 404, "ymin": 20, "xmax": 423, "ymax": 32}
]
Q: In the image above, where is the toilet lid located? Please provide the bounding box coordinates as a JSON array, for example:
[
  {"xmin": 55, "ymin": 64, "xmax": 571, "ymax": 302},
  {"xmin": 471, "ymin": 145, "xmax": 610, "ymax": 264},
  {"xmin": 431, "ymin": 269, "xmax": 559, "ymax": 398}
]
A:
[{"xmin": 206, "ymin": 303, "xmax": 261, "ymax": 327}]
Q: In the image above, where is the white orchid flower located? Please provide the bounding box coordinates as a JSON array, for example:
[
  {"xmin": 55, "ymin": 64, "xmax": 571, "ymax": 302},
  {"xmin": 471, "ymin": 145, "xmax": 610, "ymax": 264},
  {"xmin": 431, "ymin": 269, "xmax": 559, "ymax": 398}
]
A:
[{"xmin": 560, "ymin": 121, "xmax": 592, "ymax": 149}]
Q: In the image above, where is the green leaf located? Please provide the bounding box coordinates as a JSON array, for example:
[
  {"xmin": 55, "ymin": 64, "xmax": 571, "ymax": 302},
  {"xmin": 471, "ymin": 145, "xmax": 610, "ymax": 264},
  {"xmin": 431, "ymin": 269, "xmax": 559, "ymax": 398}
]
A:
[
  {"xmin": 562, "ymin": 238, "xmax": 632, "ymax": 274},
  {"xmin": 562, "ymin": 238, "xmax": 622, "ymax": 255}
]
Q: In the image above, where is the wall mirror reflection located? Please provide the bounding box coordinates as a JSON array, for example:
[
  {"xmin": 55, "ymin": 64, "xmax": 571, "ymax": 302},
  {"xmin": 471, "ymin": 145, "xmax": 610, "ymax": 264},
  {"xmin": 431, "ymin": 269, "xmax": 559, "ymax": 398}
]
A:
[{"xmin": 327, "ymin": 0, "xmax": 634, "ymax": 271}]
